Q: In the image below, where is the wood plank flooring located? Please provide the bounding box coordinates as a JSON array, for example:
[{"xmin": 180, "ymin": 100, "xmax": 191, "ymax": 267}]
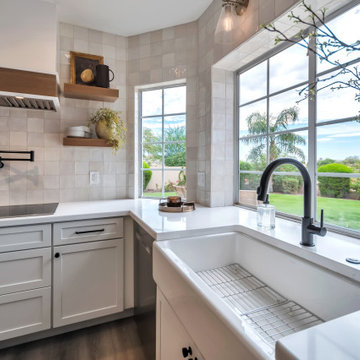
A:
[{"xmin": 0, "ymin": 318, "xmax": 147, "ymax": 360}]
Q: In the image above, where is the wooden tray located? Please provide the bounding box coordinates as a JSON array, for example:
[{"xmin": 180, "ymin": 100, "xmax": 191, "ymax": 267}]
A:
[{"xmin": 158, "ymin": 202, "xmax": 196, "ymax": 213}]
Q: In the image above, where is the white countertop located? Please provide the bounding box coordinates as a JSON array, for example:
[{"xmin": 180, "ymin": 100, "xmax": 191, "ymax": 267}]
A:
[
  {"xmin": 0, "ymin": 199, "xmax": 359, "ymax": 283},
  {"xmin": 0, "ymin": 198, "xmax": 359, "ymax": 359},
  {"xmin": 276, "ymin": 310, "xmax": 360, "ymax": 360}
]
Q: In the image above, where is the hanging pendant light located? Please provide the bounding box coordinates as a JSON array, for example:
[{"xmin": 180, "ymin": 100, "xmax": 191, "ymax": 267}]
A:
[{"xmin": 215, "ymin": 0, "xmax": 249, "ymax": 44}]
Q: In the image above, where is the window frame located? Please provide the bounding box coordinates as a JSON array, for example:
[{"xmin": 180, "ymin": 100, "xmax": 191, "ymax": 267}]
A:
[
  {"xmin": 139, "ymin": 83, "xmax": 186, "ymax": 199},
  {"xmin": 234, "ymin": 4, "xmax": 360, "ymax": 238}
]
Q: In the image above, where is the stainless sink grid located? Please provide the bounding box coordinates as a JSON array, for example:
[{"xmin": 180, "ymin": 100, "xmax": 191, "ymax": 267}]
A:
[{"xmin": 196, "ymin": 263, "xmax": 323, "ymax": 347}]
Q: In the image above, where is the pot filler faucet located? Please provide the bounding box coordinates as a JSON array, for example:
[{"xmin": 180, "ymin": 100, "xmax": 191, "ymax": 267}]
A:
[{"xmin": 257, "ymin": 158, "xmax": 327, "ymax": 247}]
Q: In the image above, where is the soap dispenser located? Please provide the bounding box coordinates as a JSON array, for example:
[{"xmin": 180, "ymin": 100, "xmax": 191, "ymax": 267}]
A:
[{"xmin": 257, "ymin": 194, "xmax": 275, "ymax": 230}]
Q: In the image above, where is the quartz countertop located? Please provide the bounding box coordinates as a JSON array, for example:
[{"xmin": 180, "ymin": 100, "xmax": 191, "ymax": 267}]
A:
[
  {"xmin": 0, "ymin": 198, "xmax": 359, "ymax": 359},
  {"xmin": 276, "ymin": 310, "xmax": 360, "ymax": 360},
  {"xmin": 0, "ymin": 199, "xmax": 359, "ymax": 283}
]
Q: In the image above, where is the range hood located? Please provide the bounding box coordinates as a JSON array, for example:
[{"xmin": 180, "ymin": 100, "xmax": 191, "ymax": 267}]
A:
[
  {"xmin": 0, "ymin": 0, "xmax": 59, "ymax": 112},
  {"xmin": 0, "ymin": 68, "xmax": 59, "ymax": 111}
]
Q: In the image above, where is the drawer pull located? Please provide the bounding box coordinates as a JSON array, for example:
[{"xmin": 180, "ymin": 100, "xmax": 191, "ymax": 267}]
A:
[
  {"xmin": 182, "ymin": 346, "xmax": 192, "ymax": 357},
  {"xmin": 54, "ymin": 252, "xmax": 60, "ymax": 258},
  {"xmin": 75, "ymin": 228, "xmax": 105, "ymax": 235}
]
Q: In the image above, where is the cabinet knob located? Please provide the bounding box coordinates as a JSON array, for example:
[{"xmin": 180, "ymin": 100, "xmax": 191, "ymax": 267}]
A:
[
  {"xmin": 54, "ymin": 252, "xmax": 60, "ymax": 258},
  {"xmin": 182, "ymin": 346, "xmax": 192, "ymax": 357}
]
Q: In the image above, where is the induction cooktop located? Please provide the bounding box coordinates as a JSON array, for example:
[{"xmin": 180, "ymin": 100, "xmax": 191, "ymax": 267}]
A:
[{"xmin": 0, "ymin": 203, "xmax": 58, "ymax": 218}]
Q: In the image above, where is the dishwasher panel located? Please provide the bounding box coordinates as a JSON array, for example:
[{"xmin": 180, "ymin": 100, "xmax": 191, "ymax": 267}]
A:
[{"xmin": 134, "ymin": 223, "xmax": 156, "ymax": 360}]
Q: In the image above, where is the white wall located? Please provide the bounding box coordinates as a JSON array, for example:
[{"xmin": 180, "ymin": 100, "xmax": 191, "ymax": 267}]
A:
[
  {"xmin": 0, "ymin": 23, "xmax": 128, "ymax": 205},
  {"xmin": 0, "ymin": 0, "xmax": 57, "ymax": 74}
]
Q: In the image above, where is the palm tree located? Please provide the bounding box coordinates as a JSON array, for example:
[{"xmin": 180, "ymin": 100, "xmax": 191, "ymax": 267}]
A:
[{"xmin": 243, "ymin": 107, "xmax": 306, "ymax": 164}]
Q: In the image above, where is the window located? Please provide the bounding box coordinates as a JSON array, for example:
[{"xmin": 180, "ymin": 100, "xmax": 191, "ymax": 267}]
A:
[
  {"xmin": 140, "ymin": 84, "xmax": 186, "ymax": 199},
  {"xmin": 236, "ymin": 4, "xmax": 360, "ymax": 234}
]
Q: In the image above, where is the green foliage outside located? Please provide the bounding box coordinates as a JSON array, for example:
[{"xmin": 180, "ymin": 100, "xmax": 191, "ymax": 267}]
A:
[
  {"xmin": 143, "ymin": 126, "xmax": 186, "ymax": 168},
  {"xmin": 273, "ymin": 163, "xmax": 303, "ymax": 194},
  {"xmin": 164, "ymin": 182, "xmax": 175, "ymax": 192},
  {"xmin": 143, "ymin": 192, "xmax": 177, "ymax": 198},
  {"xmin": 243, "ymin": 107, "xmax": 306, "ymax": 164},
  {"xmin": 269, "ymin": 193, "xmax": 360, "ymax": 231},
  {"xmin": 273, "ymin": 176, "xmax": 301, "ymax": 194},
  {"xmin": 177, "ymin": 170, "xmax": 186, "ymax": 186},
  {"xmin": 142, "ymin": 161, "xmax": 152, "ymax": 191},
  {"xmin": 239, "ymin": 161, "xmax": 259, "ymax": 190},
  {"xmin": 318, "ymin": 163, "xmax": 352, "ymax": 198},
  {"xmin": 317, "ymin": 158, "xmax": 335, "ymax": 167},
  {"xmin": 143, "ymin": 125, "xmax": 186, "ymax": 194},
  {"xmin": 351, "ymin": 178, "xmax": 360, "ymax": 197},
  {"xmin": 165, "ymin": 148, "xmax": 186, "ymax": 167}
]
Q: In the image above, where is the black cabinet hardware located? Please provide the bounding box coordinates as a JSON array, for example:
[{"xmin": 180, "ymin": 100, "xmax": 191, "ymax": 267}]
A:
[
  {"xmin": 54, "ymin": 253, "xmax": 60, "ymax": 258},
  {"xmin": 182, "ymin": 346, "xmax": 192, "ymax": 357},
  {"xmin": 75, "ymin": 228, "xmax": 105, "ymax": 235}
]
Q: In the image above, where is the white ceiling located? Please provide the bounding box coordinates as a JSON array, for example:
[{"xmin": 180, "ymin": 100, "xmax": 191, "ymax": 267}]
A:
[{"xmin": 56, "ymin": 0, "xmax": 213, "ymax": 37}]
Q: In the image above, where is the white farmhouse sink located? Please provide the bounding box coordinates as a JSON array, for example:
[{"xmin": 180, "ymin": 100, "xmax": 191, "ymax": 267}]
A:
[{"xmin": 153, "ymin": 232, "xmax": 360, "ymax": 360}]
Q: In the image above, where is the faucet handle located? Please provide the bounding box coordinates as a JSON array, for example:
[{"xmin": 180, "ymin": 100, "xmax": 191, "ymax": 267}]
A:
[
  {"xmin": 318, "ymin": 209, "xmax": 327, "ymax": 237},
  {"xmin": 320, "ymin": 209, "xmax": 324, "ymax": 228}
]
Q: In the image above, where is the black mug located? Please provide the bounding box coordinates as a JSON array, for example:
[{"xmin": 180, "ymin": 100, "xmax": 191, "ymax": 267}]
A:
[{"xmin": 95, "ymin": 64, "xmax": 114, "ymax": 88}]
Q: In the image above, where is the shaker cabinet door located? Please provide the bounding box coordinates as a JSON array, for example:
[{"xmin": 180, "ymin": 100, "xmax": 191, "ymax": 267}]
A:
[
  {"xmin": 157, "ymin": 289, "xmax": 203, "ymax": 360},
  {"xmin": 0, "ymin": 287, "xmax": 51, "ymax": 341},
  {"xmin": 53, "ymin": 239, "xmax": 124, "ymax": 327}
]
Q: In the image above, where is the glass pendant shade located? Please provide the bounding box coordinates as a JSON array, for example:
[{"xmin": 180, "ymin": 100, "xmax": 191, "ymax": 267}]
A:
[{"xmin": 215, "ymin": 4, "xmax": 240, "ymax": 44}]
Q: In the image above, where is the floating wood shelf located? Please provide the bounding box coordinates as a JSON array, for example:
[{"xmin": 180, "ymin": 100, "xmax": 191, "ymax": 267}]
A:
[
  {"xmin": 63, "ymin": 83, "xmax": 119, "ymax": 102},
  {"xmin": 63, "ymin": 137, "xmax": 112, "ymax": 147}
]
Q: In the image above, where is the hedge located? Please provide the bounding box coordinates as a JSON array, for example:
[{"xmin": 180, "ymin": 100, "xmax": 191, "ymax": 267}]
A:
[
  {"xmin": 143, "ymin": 161, "xmax": 152, "ymax": 190},
  {"xmin": 273, "ymin": 175, "xmax": 302, "ymax": 194},
  {"xmin": 318, "ymin": 163, "xmax": 352, "ymax": 198}
]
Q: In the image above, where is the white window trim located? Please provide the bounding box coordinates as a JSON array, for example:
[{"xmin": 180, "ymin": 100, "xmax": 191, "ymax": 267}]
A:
[
  {"xmin": 234, "ymin": 6, "xmax": 360, "ymax": 238},
  {"xmin": 139, "ymin": 83, "xmax": 186, "ymax": 199}
]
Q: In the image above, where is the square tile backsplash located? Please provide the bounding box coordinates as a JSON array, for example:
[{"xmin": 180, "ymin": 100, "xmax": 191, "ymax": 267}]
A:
[{"xmin": 0, "ymin": 0, "xmax": 297, "ymax": 207}]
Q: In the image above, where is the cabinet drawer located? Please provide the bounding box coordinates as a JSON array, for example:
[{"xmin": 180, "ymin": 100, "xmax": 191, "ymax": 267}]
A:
[
  {"xmin": 53, "ymin": 218, "xmax": 123, "ymax": 245},
  {"xmin": 0, "ymin": 224, "xmax": 51, "ymax": 253},
  {"xmin": 0, "ymin": 287, "xmax": 51, "ymax": 341},
  {"xmin": 0, "ymin": 248, "xmax": 51, "ymax": 296}
]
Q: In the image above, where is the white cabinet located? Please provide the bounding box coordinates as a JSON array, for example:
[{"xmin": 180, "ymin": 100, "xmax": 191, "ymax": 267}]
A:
[
  {"xmin": 156, "ymin": 289, "xmax": 202, "ymax": 360},
  {"xmin": 53, "ymin": 218, "xmax": 123, "ymax": 245},
  {"xmin": 0, "ymin": 225, "xmax": 52, "ymax": 342},
  {"xmin": 0, "ymin": 224, "xmax": 51, "ymax": 252},
  {"xmin": 0, "ymin": 287, "xmax": 51, "ymax": 341},
  {"xmin": 53, "ymin": 238, "xmax": 124, "ymax": 327},
  {"xmin": 0, "ymin": 216, "xmax": 127, "ymax": 343},
  {"xmin": 0, "ymin": 248, "xmax": 51, "ymax": 295}
]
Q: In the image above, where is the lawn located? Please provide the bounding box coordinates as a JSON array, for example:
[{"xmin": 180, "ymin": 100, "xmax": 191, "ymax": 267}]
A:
[
  {"xmin": 269, "ymin": 193, "xmax": 360, "ymax": 230},
  {"xmin": 143, "ymin": 192, "xmax": 177, "ymax": 198}
]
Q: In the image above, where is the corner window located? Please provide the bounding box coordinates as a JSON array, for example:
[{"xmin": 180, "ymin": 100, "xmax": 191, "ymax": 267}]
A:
[
  {"xmin": 140, "ymin": 84, "xmax": 186, "ymax": 199},
  {"xmin": 237, "ymin": 4, "xmax": 360, "ymax": 234}
]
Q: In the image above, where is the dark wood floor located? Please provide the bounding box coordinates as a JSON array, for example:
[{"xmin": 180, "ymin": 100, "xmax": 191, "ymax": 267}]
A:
[{"xmin": 0, "ymin": 318, "xmax": 147, "ymax": 360}]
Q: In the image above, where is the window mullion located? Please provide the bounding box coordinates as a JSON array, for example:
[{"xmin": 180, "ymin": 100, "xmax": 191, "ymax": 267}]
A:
[
  {"xmin": 161, "ymin": 89, "xmax": 165, "ymax": 198},
  {"xmin": 266, "ymin": 59, "xmax": 270, "ymax": 165},
  {"xmin": 308, "ymin": 34, "xmax": 317, "ymax": 220},
  {"xmin": 139, "ymin": 90, "xmax": 144, "ymax": 197}
]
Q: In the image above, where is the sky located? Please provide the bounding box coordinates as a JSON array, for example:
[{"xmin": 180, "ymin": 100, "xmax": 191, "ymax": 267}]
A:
[
  {"xmin": 142, "ymin": 86, "xmax": 186, "ymax": 139},
  {"xmin": 239, "ymin": 4, "xmax": 360, "ymax": 165}
]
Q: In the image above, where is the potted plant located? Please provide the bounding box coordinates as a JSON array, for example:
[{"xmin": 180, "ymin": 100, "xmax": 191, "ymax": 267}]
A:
[{"xmin": 90, "ymin": 108, "xmax": 127, "ymax": 152}]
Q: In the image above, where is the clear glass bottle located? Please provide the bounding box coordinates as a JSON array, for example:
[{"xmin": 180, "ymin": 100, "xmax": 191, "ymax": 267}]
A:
[{"xmin": 257, "ymin": 194, "xmax": 275, "ymax": 230}]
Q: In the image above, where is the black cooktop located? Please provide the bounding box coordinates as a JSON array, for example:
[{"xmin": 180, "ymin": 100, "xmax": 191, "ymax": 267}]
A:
[{"xmin": 0, "ymin": 203, "xmax": 58, "ymax": 218}]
